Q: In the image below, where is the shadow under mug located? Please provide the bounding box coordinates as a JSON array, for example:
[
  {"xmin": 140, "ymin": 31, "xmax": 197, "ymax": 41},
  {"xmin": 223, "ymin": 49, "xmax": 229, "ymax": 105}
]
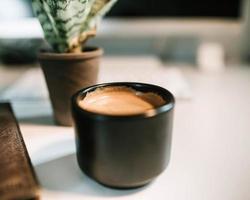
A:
[{"xmin": 71, "ymin": 82, "xmax": 175, "ymax": 189}]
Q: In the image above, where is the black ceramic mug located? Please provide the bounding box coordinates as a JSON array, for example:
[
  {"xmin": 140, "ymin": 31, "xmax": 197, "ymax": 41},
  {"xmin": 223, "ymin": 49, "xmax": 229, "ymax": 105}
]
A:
[{"xmin": 71, "ymin": 82, "xmax": 175, "ymax": 189}]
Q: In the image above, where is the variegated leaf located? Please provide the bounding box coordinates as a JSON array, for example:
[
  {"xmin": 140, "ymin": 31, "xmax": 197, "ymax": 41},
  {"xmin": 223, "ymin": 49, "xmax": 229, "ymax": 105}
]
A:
[{"xmin": 32, "ymin": 0, "xmax": 117, "ymax": 53}]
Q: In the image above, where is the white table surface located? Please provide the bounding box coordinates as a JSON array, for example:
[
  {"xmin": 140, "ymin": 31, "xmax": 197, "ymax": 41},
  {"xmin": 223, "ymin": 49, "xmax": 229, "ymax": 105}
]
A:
[{"xmin": 1, "ymin": 58, "xmax": 250, "ymax": 200}]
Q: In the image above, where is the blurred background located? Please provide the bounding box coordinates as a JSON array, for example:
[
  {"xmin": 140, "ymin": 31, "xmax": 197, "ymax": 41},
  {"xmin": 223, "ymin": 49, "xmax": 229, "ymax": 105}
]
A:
[
  {"xmin": 0, "ymin": 0, "xmax": 246, "ymax": 64},
  {"xmin": 2, "ymin": 2, "xmax": 250, "ymax": 199}
]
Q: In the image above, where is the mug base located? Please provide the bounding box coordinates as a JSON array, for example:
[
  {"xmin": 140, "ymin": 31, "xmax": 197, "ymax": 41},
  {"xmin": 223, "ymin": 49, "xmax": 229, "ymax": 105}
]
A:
[
  {"xmin": 96, "ymin": 179, "xmax": 153, "ymax": 190},
  {"xmin": 83, "ymin": 170, "xmax": 154, "ymax": 189}
]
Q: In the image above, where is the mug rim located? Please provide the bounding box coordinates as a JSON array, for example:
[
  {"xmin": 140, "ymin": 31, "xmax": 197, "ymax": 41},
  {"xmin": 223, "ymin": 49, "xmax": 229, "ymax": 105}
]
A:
[{"xmin": 71, "ymin": 82, "xmax": 175, "ymax": 120}]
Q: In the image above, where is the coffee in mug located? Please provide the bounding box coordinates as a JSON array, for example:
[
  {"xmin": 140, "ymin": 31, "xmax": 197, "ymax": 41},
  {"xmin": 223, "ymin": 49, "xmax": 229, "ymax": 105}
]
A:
[{"xmin": 78, "ymin": 86, "xmax": 166, "ymax": 116}]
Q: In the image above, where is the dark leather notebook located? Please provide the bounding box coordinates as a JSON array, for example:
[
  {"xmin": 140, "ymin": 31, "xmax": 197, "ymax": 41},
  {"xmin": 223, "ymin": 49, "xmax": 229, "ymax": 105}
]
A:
[{"xmin": 0, "ymin": 103, "xmax": 40, "ymax": 200}]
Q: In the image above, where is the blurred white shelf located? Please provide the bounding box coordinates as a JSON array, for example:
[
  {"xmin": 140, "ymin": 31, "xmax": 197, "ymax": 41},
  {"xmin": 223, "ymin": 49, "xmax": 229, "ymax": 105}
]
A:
[
  {"xmin": 0, "ymin": 18, "xmax": 241, "ymax": 39},
  {"xmin": 0, "ymin": 18, "xmax": 43, "ymax": 39}
]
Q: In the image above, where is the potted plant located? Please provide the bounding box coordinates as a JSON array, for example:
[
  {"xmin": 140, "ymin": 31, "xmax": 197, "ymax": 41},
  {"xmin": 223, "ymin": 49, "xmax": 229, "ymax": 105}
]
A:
[{"xmin": 32, "ymin": 0, "xmax": 117, "ymax": 126}]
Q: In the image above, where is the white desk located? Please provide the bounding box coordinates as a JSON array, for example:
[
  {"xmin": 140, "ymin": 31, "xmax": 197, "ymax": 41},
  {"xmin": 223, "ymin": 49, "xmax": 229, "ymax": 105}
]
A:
[{"xmin": 1, "ymin": 58, "xmax": 250, "ymax": 200}]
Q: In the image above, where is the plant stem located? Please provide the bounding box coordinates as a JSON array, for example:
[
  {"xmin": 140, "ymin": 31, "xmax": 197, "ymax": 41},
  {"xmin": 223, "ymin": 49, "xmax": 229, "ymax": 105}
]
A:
[
  {"xmin": 69, "ymin": 45, "xmax": 82, "ymax": 53},
  {"xmin": 68, "ymin": 28, "xmax": 97, "ymax": 53}
]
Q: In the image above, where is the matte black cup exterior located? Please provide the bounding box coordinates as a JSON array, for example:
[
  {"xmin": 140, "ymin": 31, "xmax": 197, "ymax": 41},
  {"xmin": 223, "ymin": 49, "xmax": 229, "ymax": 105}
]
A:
[{"xmin": 71, "ymin": 82, "xmax": 175, "ymax": 189}]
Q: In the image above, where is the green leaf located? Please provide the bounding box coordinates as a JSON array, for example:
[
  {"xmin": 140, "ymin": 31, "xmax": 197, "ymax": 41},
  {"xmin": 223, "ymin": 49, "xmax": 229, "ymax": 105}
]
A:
[{"xmin": 81, "ymin": 0, "xmax": 118, "ymax": 32}]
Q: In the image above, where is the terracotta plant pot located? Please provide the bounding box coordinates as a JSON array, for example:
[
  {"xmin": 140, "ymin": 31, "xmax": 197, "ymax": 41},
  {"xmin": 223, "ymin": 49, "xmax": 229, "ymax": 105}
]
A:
[{"xmin": 38, "ymin": 47, "xmax": 103, "ymax": 126}]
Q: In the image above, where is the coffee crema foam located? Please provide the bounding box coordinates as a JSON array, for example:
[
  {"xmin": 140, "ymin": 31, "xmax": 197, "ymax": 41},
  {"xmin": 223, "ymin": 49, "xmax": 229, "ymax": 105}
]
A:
[{"xmin": 78, "ymin": 86, "xmax": 166, "ymax": 116}]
